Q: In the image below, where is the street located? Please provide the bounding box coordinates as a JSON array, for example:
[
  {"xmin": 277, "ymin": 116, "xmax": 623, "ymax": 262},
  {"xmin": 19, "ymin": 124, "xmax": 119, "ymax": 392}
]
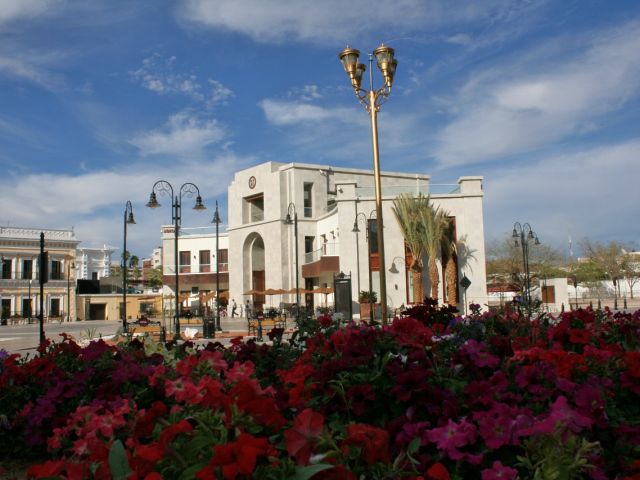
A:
[{"xmin": 0, "ymin": 316, "xmax": 257, "ymax": 357}]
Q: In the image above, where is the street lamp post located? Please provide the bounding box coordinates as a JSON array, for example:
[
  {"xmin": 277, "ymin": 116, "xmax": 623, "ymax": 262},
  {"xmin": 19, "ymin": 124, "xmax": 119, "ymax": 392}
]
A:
[
  {"xmin": 512, "ymin": 222, "xmax": 540, "ymax": 305},
  {"xmin": 28, "ymin": 279, "xmax": 32, "ymax": 323},
  {"xmin": 352, "ymin": 210, "xmax": 376, "ymax": 321},
  {"xmin": 212, "ymin": 201, "xmax": 222, "ymax": 331},
  {"xmin": 339, "ymin": 44, "xmax": 397, "ymax": 325},
  {"xmin": 122, "ymin": 201, "xmax": 136, "ymax": 331},
  {"xmin": 147, "ymin": 181, "xmax": 207, "ymax": 339},
  {"xmin": 284, "ymin": 203, "xmax": 300, "ymax": 309},
  {"xmin": 67, "ymin": 260, "xmax": 75, "ymax": 322}
]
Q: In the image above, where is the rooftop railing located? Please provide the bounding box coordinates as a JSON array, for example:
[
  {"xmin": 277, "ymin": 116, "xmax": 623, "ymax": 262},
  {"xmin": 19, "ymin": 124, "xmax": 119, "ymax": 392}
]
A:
[{"xmin": 355, "ymin": 184, "xmax": 460, "ymax": 198}]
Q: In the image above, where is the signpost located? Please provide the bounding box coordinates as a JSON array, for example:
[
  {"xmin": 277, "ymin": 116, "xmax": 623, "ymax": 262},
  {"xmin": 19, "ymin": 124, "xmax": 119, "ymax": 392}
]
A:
[{"xmin": 460, "ymin": 274, "xmax": 471, "ymax": 315}]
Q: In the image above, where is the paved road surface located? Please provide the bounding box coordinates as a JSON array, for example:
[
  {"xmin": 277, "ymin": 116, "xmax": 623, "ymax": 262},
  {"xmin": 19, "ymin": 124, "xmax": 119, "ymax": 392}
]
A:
[{"xmin": 0, "ymin": 316, "xmax": 254, "ymax": 357}]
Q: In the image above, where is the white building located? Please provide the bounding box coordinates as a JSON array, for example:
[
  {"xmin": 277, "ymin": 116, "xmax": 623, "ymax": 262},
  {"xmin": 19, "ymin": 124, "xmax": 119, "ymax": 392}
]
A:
[
  {"xmin": 0, "ymin": 226, "xmax": 79, "ymax": 321},
  {"xmin": 76, "ymin": 245, "xmax": 115, "ymax": 280},
  {"xmin": 227, "ymin": 161, "xmax": 487, "ymax": 316},
  {"xmin": 159, "ymin": 226, "xmax": 229, "ymax": 315}
]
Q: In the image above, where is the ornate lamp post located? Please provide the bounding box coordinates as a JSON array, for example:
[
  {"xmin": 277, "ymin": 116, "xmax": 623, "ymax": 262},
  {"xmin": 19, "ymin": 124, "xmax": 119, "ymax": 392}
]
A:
[
  {"xmin": 512, "ymin": 222, "xmax": 540, "ymax": 305},
  {"xmin": 284, "ymin": 203, "xmax": 300, "ymax": 308},
  {"xmin": 147, "ymin": 181, "xmax": 206, "ymax": 339},
  {"xmin": 122, "ymin": 200, "xmax": 136, "ymax": 331},
  {"xmin": 212, "ymin": 201, "xmax": 222, "ymax": 331},
  {"xmin": 339, "ymin": 44, "xmax": 397, "ymax": 324}
]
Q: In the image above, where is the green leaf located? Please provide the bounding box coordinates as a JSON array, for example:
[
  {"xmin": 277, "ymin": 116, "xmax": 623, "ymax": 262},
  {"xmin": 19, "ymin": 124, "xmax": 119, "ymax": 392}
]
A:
[
  {"xmin": 407, "ymin": 436, "xmax": 421, "ymax": 454},
  {"xmin": 108, "ymin": 440, "xmax": 132, "ymax": 480},
  {"xmin": 291, "ymin": 464, "xmax": 334, "ymax": 480}
]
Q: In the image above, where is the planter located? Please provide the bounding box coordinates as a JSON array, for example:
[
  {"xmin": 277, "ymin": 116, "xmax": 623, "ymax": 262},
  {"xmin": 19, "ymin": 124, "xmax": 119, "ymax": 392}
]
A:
[{"xmin": 359, "ymin": 302, "xmax": 381, "ymax": 320}]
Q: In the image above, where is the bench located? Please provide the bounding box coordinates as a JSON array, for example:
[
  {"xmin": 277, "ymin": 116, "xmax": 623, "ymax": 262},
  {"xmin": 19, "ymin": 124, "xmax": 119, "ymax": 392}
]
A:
[
  {"xmin": 247, "ymin": 315, "xmax": 286, "ymax": 337},
  {"xmin": 128, "ymin": 324, "xmax": 163, "ymax": 342}
]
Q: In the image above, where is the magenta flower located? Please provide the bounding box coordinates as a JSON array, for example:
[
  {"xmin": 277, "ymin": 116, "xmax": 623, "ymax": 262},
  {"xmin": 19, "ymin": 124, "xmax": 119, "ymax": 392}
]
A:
[
  {"xmin": 425, "ymin": 418, "xmax": 477, "ymax": 458},
  {"xmin": 481, "ymin": 461, "xmax": 518, "ymax": 480}
]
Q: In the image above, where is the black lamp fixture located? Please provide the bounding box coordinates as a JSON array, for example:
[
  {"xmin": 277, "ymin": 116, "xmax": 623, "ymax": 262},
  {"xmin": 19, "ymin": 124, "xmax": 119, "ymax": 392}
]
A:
[{"xmin": 147, "ymin": 180, "xmax": 206, "ymax": 339}]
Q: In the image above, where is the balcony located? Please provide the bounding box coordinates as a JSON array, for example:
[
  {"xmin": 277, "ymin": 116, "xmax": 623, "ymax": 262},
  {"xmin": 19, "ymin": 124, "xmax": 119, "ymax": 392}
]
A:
[
  {"xmin": 302, "ymin": 243, "xmax": 339, "ymax": 278},
  {"xmin": 355, "ymin": 184, "xmax": 460, "ymax": 198}
]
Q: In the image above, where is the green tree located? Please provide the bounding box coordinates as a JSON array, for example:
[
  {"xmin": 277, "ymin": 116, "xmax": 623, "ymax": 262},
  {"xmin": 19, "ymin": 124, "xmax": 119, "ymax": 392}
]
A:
[
  {"xmin": 420, "ymin": 201, "xmax": 449, "ymax": 301},
  {"xmin": 581, "ymin": 239, "xmax": 625, "ymax": 299},
  {"xmin": 391, "ymin": 194, "xmax": 429, "ymax": 303},
  {"xmin": 147, "ymin": 267, "xmax": 163, "ymax": 288}
]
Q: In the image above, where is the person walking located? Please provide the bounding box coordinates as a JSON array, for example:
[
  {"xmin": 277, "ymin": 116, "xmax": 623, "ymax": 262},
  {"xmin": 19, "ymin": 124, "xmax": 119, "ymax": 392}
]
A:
[
  {"xmin": 245, "ymin": 299, "xmax": 252, "ymax": 319},
  {"xmin": 231, "ymin": 299, "xmax": 238, "ymax": 318}
]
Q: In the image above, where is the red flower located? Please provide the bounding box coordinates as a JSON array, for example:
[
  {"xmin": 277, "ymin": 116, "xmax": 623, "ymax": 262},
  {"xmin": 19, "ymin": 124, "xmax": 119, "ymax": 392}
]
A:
[
  {"xmin": 426, "ymin": 462, "xmax": 450, "ymax": 480},
  {"xmin": 159, "ymin": 419, "xmax": 193, "ymax": 451},
  {"xmin": 342, "ymin": 423, "xmax": 390, "ymax": 465},
  {"xmin": 284, "ymin": 408, "xmax": 325, "ymax": 464},
  {"xmin": 197, "ymin": 432, "xmax": 275, "ymax": 479},
  {"xmin": 569, "ymin": 328, "xmax": 591, "ymax": 344},
  {"xmin": 27, "ymin": 460, "xmax": 65, "ymax": 478}
]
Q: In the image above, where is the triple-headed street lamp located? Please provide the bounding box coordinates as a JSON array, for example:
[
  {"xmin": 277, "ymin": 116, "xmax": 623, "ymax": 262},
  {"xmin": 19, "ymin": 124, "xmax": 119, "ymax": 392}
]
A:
[
  {"xmin": 212, "ymin": 201, "xmax": 222, "ymax": 332},
  {"xmin": 122, "ymin": 200, "xmax": 136, "ymax": 331},
  {"xmin": 512, "ymin": 222, "xmax": 540, "ymax": 305},
  {"xmin": 339, "ymin": 43, "xmax": 397, "ymax": 324},
  {"xmin": 352, "ymin": 209, "xmax": 376, "ymax": 321},
  {"xmin": 284, "ymin": 203, "xmax": 300, "ymax": 309},
  {"xmin": 147, "ymin": 181, "xmax": 206, "ymax": 338}
]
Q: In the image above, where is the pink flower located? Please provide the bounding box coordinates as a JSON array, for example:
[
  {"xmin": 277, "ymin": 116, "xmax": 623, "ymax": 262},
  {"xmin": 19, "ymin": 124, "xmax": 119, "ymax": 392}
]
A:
[
  {"xmin": 425, "ymin": 418, "xmax": 477, "ymax": 459},
  {"xmin": 518, "ymin": 396, "xmax": 593, "ymax": 437},
  {"xmin": 481, "ymin": 461, "xmax": 518, "ymax": 480}
]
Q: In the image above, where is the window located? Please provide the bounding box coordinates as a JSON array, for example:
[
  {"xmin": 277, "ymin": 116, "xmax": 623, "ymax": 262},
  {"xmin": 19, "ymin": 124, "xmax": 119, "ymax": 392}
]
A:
[
  {"xmin": 368, "ymin": 220, "xmax": 378, "ymax": 254},
  {"xmin": 51, "ymin": 260, "xmax": 62, "ymax": 280},
  {"xmin": 199, "ymin": 250, "xmax": 211, "ymax": 272},
  {"xmin": 218, "ymin": 249, "xmax": 228, "ymax": 272},
  {"xmin": 22, "ymin": 298, "xmax": 32, "ymax": 318},
  {"xmin": 23, "ymin": 259, "xmax": 33, "ymax": 280},
  {"xmin": 243, "ymin": 194, "xmax": 264, "ymax": 223},
  {"xmin": 2, "ymin": 259, "xmax": 11, "ymax": 279},
  {"xmin": 303, "ymin": 183, "xmax": 313, "ymax": 217},
  {"xmin": 50, "ymin": 298, "xmax": 61, "ymax": 317},
  {"xmin": 304, "ymin": 236, "xmax": 315, "ymax": 254},
  {"xmin": 179, "ymin": 251, "xmax": 191, "ymax": 273}
]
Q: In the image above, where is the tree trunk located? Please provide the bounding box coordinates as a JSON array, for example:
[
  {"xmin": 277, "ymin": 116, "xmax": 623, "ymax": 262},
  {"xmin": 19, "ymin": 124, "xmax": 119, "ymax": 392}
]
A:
[
  {"xmin": 445, "ymin": 256, "xmax": 457, "ymax": 305},
  {"xmin": 412, "ymin": 270, "xmax": 423, "ymax": 304},
  {"xmin": 429, "ymin": 259, "xmax": 439, "ymax": 301}
]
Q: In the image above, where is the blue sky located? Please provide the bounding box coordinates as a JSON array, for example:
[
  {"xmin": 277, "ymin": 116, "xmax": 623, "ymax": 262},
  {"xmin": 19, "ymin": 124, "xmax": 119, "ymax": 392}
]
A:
[{"xmin": 1, "ymin": 0, "xmax": 639, "ymax": 259}]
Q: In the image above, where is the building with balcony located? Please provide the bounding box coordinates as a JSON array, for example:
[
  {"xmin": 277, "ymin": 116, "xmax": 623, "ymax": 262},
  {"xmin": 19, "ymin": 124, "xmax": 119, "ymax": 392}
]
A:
[
  {"xmin": 76, "ymin": 245, "xmax": 115, "ymax": 280},
  {"xmin": 0, "ymin": 226, "xmax": 79, "ymax": 322},
  {"xmin": 227, "ymin": 161, "xmax": 487, "ymax": 315},
  {"xmin": 159, "ymin": 226, "xmax": 229, "ymax": 315}
]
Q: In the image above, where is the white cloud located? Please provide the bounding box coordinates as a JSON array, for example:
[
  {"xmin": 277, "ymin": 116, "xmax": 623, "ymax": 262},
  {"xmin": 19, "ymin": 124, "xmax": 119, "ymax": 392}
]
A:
[
  {"xmin": 0, "ymin": 153, "xmax": 251, "ymax": 254},
  {"xmin": 178, "ymin": 0, "xmax": 518, "ymax": 44},
  {"xmin": 0, "ymin": 0, "xmax": 62, "ymax": 25},
  {"xmin": 435, "ymin": 20, "xmax": 640, "ymax": 166},
  {"xmin": 0, "ymin": 51, "xmax": 65, "ymax": 90},
  {"xmin": 484, "ymin": 140, "xmax": 640, "ymax": 245},
  {"xmin": 130, "ymin": 53, "xmax": 233, "ymax": 108},
  {"xmin": 259, "ymin": 99, "xmax": 355, "ymax": 126},
  {"xmin": 130, "ymin": 111, "xmax": 227, "ymax": 157}
]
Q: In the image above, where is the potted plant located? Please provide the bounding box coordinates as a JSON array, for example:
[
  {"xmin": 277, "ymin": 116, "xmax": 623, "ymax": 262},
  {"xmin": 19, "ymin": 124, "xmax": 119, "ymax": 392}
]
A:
[{"xmin": 358, "ymin": 290, "xmax": 378, "ymax": 320}]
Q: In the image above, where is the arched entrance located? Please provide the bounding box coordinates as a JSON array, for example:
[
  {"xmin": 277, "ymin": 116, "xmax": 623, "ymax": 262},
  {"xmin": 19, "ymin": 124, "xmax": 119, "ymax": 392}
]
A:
[{"xmin": 243, "ymin": 233, "xmax": 265, "ymax": 310}]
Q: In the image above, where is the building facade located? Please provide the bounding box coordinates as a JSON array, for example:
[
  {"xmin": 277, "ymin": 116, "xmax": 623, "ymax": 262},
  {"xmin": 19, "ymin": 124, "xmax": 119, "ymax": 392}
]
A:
[
  {"xmin": 159, "ymin": 226, "xmax": 229, "ymax": 315},
  {"xmin": 227, "ymin": 162, "xmax": 487, "ymax": 315},
  {"xmin": 76, "ymin": 245, "xmax": 115, "ymax": 280},
  {"xmin": 0, "ymin": 226, "xmax": 79, "ymax": 322}
]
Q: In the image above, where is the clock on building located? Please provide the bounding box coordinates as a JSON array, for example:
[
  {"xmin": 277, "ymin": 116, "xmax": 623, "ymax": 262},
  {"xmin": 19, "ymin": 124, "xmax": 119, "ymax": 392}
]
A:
[{"xmin": 248, "ymin": 176, "xmax": 256, "ymax": 189}]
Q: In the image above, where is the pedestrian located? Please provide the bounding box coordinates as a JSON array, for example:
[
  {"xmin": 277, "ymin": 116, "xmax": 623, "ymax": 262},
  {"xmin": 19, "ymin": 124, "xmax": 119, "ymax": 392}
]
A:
[
  {"xmin": 245, "ymin": 299, "xmax": 252, "ymax": 318},
  {"xmin": 231, "ymin": 299, "xmax": 237, "ymax": 317}
]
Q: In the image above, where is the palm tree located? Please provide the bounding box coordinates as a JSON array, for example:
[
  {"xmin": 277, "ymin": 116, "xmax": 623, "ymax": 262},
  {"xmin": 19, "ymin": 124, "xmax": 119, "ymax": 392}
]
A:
[
  {"xmin": 441, "ymin": 219, "xmax": 458, "ymax": 305},
  {"xmin": 420, "ymin": 202, "xmax": 449, "ymax": 301},
  {"xmin": 392, "ymin": 194, "xmax": 430, "ymax": 304}
]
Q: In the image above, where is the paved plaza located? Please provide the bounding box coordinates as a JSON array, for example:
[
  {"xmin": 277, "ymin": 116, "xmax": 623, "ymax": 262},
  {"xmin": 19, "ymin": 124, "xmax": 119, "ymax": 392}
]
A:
[{"xmin": 0, "ymin": 315, "xmax": 263, "ymax": 357}]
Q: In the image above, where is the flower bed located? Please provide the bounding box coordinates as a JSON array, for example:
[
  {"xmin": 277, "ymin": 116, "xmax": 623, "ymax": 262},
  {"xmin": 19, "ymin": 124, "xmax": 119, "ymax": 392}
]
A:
[{"xmin": 1, "ymin": 306, "xmax": 639, "ymax": 479}]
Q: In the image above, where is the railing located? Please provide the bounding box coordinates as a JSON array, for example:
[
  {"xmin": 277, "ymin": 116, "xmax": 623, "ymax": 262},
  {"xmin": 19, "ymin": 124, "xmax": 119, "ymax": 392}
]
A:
[
  {"xmin": 355, "ymin": 184, "xmax": 460, "ymax": 198},
  {"xmin": 304, "ymin": 243, "xmax": 339, "ymax": 264},
  {"xmin": 0, "ymin": 226, "xmax": 77, "ymax": 240}
]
